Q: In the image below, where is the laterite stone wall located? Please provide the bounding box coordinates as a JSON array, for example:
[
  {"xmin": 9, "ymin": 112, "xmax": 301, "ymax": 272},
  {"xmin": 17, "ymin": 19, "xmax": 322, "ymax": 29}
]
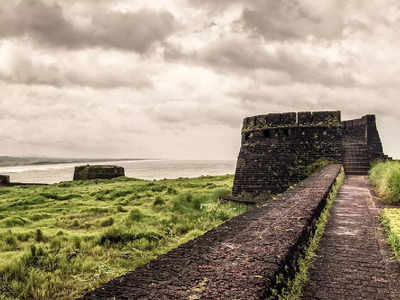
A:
[{"xmin": 233, "ymin": 111, "xmax": 386, "ymax": 196}]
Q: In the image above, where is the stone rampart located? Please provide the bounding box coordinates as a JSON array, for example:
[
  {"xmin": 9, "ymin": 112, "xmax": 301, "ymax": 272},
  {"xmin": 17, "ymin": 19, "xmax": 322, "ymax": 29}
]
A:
[
  {"xmin": 81, "ymin": 165, "xmax": 342, "ymax": 300},
  {"xmin": 233, "ymin": 111, "xmax": 387, "ymax": 196},
  {"xmin": 234, "ymin": 111, "xmax": 343, "ymax": 196}
]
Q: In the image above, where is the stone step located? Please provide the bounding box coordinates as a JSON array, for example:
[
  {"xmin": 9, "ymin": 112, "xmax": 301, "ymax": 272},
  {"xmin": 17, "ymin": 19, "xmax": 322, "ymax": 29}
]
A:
[
  {"xmin": 344, "ymin": 162, "xmax": 369, "ymax": 166},
  {"xmin": 344, "ymin": 150, "xmax": 368, "ymax": 153},
  {"xmin": 343, "ymin": 146, "xmax": 368, "ymax": 150},
  {"xmin": 343, "ymin": 164, "xmax": 370, "ymax": 169},
  {"xmin": 343, "ymin": 165, "xmax": 370, "ymax": 169},
  {"xmin": 343, "ymin": 165, "xmax": 370, "ymax": 170},
  {"xmin": 344, "ymin": 151, "xmax": 368, "ymax": 155},
  {"xmin": 343, "ymin": 157, "xmax": 369, "ymax": 160},
  {"xmin": 343, "ymin": 148, "xmax": 368, "ymax": 152},
  {"xmin": 343, "ymin": 161, "xmax": 370, "ymax": 165},
  {"xmin": 344, "ymin": 170, "xmax": 370, "ymax": 175},
  {"xmin": 345, "ymin": 170, "xmax": 369, "ymax": 175},
  {"xmin": 344, "ymin": 147, "xmax": 368, "ymax": 150},
  {"xmin": 343, "ymin": 156, "xmax": 369, "ymax": 161}
]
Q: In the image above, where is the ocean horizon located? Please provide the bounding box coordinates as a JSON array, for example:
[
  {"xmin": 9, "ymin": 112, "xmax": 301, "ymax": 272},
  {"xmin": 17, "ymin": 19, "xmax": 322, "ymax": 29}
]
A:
[{"xmin": 0, "ymin": 159, "xmax": 237, "ymax": 184}]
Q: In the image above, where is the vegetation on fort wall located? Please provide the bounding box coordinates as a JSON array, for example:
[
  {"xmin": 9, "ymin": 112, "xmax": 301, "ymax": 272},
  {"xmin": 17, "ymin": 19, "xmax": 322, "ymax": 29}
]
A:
[
  {"xmin": 369, "ymin": 160, "xmax": 400, "ymax": 203},
  {"xmin": 0, "ymin": 175, "xmax": 251, "ymax": 300}
]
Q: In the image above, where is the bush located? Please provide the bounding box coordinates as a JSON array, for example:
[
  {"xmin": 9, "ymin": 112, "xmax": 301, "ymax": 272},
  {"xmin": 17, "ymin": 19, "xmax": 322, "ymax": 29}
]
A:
[
  {"xmin": 101, "ymin": 217, "xmax": 114, "ymax": 227},
  {"xmin": 153, "ymin": 196, "xmax": 165, "ymax": 206},
  {"xmin": 166, "ymin": 187, "xmax": 178, "ymax": 195},
  {"xmin": 99, "ymin": 227, "xmax": 162, "ymax": 245},
  {"xmin": 116, "ymin": 205, "xmax": 127, "ymax": 212},
  {"xmin": 127, "ymin": 209, "xmax": 145, "ymax": 223},
  {"xmin": 35, "ymin": 229, "xmax": 46, "ymax": 242},
  {"xmin": 2, "ymin": 216, "xmax": 29, "ymax": 228},
  {"xmin": 370, "ymin": 161, "xmax": 400, "ymax": 203}
]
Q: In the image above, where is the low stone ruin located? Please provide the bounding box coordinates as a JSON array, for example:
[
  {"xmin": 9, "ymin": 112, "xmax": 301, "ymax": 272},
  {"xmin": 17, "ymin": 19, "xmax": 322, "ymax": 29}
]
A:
[
  {"xmin": 73, "ymin": 165, "xmax": 125, "ymax": 181},
  {"xmin": 0, "ymin": 175, "xmax": 10, "ymax": 185}
]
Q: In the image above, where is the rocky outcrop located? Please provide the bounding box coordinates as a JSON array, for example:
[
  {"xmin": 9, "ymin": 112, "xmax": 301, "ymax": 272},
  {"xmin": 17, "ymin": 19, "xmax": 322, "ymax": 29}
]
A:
[{"xmin": 73, "ymin": 165, "xmax": 125, "ymax": 181}]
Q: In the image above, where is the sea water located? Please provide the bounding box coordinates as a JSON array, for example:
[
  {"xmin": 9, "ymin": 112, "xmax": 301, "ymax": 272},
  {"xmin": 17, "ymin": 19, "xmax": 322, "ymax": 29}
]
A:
[{"xmin": 0, "ymin": 160, "xmax": 237, "ymax": 184}]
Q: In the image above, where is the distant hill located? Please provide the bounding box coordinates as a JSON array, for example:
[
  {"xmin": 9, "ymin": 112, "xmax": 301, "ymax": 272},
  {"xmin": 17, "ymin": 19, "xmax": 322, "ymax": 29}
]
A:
[{"xmin": 0, "ymin": 156, "xmax": 147, "ymax": 167}]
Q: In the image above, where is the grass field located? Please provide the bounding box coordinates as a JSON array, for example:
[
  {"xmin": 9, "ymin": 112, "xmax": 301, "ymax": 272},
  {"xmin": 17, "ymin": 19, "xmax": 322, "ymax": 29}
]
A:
[
  {"xmin": 369, "ymin": 160, "xmax": 400, "ymax": 203},
  {"xmin": 0, "ymin": 175, "xmax": 251, "ymax": 299}
]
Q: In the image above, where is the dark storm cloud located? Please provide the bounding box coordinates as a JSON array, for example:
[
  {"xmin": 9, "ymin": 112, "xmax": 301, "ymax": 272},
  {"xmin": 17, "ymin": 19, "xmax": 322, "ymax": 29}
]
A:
[
  {"xmin": 0, "ymin": 0, "xmax": 178, "ymax": 53},
  {"xmin": 145, "ymin": 99, "xmax": 243, "ymax": 130},
  {"xmin": 165, "ymin": 38, "xmax": 358, "ymax": 87},
  {"xmin": 0, "ymin": 46, "xmax": 152, "ymax": 89},
  {"xmin": 240, "ymin": 1, "xmax": 345, "ymax": 41},
  {"xmin": 188, "ymin": 0, "xmax": 347, "ymax": 41}
]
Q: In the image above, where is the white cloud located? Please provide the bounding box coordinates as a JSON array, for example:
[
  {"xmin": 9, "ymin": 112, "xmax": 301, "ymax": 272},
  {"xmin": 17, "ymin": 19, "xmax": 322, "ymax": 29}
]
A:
[{"xmin": 0, "ymin": 0, "xmax": 399, "ymax": 160}]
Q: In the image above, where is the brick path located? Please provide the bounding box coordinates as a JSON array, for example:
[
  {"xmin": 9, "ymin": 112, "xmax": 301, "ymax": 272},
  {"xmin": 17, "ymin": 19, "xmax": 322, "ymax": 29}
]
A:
[{"xmin": 303, "ymin": 176, "xmax": 400, "ymax": 300}]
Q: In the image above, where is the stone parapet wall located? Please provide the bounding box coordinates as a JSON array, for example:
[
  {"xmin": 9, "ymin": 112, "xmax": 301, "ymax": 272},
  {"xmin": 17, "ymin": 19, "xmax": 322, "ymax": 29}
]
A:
[
  {"xmin": 81, "ymin": 165, "xmax": 342, "ymax": 300},
  {"xmin": 242, "ymin": 111, "xmax": 341, "ymax": 134}
]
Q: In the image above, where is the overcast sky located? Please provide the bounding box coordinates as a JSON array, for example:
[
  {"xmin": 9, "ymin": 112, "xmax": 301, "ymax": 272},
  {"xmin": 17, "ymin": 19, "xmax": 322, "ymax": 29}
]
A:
[{"xmin": 1, "ymin": 0, "xmax": 399, "ymax": 160}]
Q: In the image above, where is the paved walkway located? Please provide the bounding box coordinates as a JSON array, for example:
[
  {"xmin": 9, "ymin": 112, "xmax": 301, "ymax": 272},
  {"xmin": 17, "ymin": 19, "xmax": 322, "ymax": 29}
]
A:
[{"xmin": 303, "ymin": 176, "xmax": 400, "ymax": 300}]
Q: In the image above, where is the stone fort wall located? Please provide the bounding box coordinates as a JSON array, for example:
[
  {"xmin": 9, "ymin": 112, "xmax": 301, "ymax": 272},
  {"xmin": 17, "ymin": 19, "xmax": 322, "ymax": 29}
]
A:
[{"xmin": 232, "ymin": 111, "xmax": 386, "ymax": 196}]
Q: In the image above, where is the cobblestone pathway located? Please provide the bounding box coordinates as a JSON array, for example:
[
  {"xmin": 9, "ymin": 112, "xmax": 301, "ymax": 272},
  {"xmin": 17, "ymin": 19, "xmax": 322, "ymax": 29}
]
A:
[{"xmin": 303, "ymin": 176, "xmax": 400, "ymax": 300}]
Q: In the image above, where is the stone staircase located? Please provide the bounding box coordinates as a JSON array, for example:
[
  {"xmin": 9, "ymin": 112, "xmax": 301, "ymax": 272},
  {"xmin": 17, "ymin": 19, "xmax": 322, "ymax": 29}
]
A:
[{"xmin": 343, "ymin": 143, "xmax": 370, "ymax": 175}]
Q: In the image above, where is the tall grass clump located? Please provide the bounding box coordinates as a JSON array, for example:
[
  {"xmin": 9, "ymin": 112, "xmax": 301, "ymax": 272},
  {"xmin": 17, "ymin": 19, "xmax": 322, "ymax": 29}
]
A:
[
  {"xmin": 380, "ymin": 209, "xmax": 400, "ymax": 263},
  {"xmin": 369, "ymin": 160, "xmax": 400, "ymax": 203}
]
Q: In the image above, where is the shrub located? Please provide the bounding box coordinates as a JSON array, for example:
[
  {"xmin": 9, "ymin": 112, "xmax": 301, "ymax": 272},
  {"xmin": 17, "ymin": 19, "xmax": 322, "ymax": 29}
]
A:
[
  {"xmin": 153, "ymin": 196, "xmax": 165, "ymax": 206},
  {"xmin": 117, "ymin": 205, "xmax": 127, "ymax": 212},
  {"xmin": 370, "ymin": 161, "xmax": 400, "ymax": 203},
  {"xmin": 101, "ymin": 217, "xmax": 114, "ymax": 227},
  {"xmin": 5, "ymin": 234, "xmax": 17, "ymax": 249},
  {"xmin": 99, "ymin": 227, "xmax": 136, "ymax": 245},
  {"xmin": 2, "ymin": 216, "xmax": 29, "ymax": 228},
  {"xmin": 166, "ymin": 187, "xmax": 178, "ymax": 195},
  {"xmin": 16, "ymin": 232, "xmax": 31, "ymax": 242},
  {"xmin": 127, "ymin": 209, "xmax": 145, "ymax": 223},
  {"xmin": 35, "ymin": 229, "xmax": 46, "ymax": 242},
  {"xmin": 40, "ymin": 192, "xmax": 80, "ymax": 201}
]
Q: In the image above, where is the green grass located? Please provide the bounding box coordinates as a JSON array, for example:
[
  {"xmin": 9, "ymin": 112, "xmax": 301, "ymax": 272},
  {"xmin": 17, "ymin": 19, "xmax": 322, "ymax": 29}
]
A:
[
  {"xmin": 0, "ymin": 175, "xmax": 251, "ymax": 299},
  {"xmin": 380, "ymin": 209, "xmax": 400, "ymax": 263},
  {"xmin": 269, "ymin": 167, "xmax": 345, "ymax": 299},
  {"xmin": 369, "ymin": 160, "xmax": 400, "ymax": 203}
]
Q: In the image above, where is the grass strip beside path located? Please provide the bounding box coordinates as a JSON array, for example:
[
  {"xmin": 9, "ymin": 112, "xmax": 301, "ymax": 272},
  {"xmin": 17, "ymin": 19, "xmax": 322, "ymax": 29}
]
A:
[{"xmin": 270, "ymin": 167, "xmax": 345, "ymax": 299}]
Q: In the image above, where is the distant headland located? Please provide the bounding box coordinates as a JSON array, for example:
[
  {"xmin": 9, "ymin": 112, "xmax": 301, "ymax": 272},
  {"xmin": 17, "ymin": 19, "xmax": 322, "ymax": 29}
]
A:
[{"xmin": 0, "ymin": 156, "xmax": 150, "ymax": 167}]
